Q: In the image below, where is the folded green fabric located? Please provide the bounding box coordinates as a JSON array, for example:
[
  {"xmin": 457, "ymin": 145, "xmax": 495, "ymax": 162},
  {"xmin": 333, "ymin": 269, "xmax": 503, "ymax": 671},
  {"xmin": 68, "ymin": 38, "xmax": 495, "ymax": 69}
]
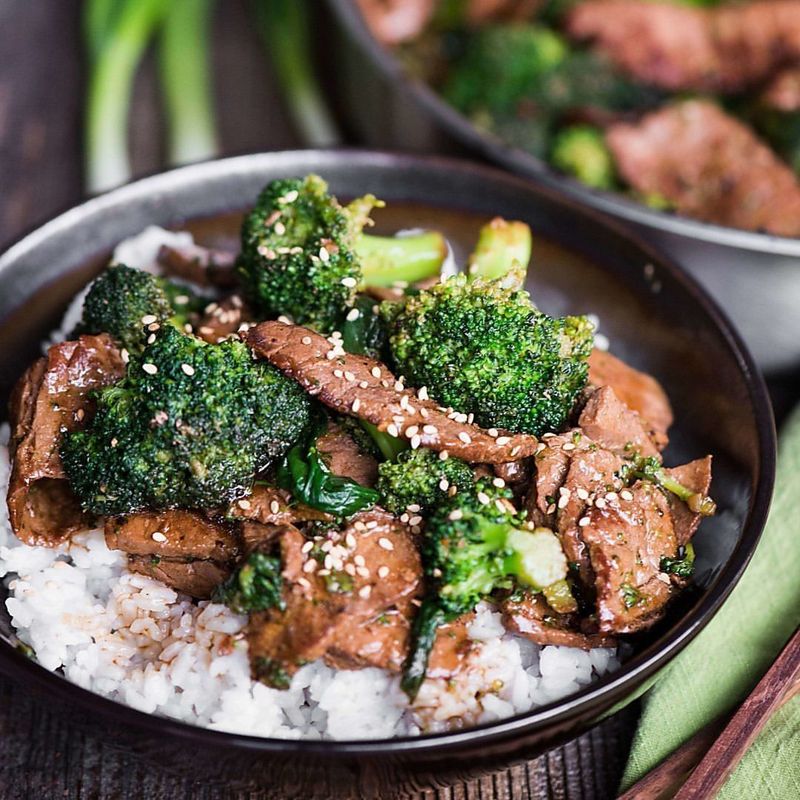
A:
[{"xmin": 621, "ymin": 404, "xmax": 800, "ymax": 797}]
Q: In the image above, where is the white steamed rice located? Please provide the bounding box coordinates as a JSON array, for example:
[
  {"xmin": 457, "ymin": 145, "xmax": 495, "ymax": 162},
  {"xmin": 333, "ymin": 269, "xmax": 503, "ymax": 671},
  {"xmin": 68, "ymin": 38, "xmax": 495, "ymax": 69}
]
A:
[{"xmin": 0, "ymin": 226, "xmax": 619, "ymax": 740}]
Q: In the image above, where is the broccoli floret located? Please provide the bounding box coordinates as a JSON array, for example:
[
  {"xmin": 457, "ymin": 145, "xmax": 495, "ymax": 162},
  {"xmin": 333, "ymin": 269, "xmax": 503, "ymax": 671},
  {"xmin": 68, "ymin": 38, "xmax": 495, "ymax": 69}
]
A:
[
  {"xmin": 467, "ymin": 217, "xmax": 532, "ymax": 281},
  {"xmin": 77, "ymin": 264, "xmax": 198, "ymax": 353},
  {"xmin": 550, "ymin": 125, "xmax": 616, "ymax": 190},
  {"xmin": 402, "ymin": 480, "xmax": 570, "ymax": 697},
  {"xmin": 61, "ymin": 325, "xmax": 311, "ymax": 515},
  {"xmin": 214, "ymin": 551, "xmax": 285, "ymax": 614},
  {"xmin": 238, "ymin": 175, "xmax": 446, "ymax": 332},
  {"xmin": 443, "ymin": 25, "xmax": 568, "ymax": 118},
  {"xmin": 382, "ymin": 271, "xmax": 594, "ymax": 436},
  {"xmin": 376, "ymin": 448, "xmax": 475, "ymax": 514}
]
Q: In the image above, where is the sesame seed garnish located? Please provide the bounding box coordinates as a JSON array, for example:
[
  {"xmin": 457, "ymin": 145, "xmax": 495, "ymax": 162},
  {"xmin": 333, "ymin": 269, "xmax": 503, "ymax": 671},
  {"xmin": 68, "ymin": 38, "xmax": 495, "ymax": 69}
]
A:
[
  {"xmin": 496, "ymin": 436, "xmax": 511, "ymax": 446},
  {"xmin": 151, "ymin": 531, "xmax": 167, "ymax": 543},
  {"xmin": 302, "ymin": 336, "xmax": 312, "ymax": 345},
  {"xmin": 606, "ymin": 491, "xmax": 618, "ymax": 501},
  {"xmin": 181, "ymin": 363, "xmax": 195, "ymax": 376},
  {"xmin": 439, "ymin": 478, "xmax": 450, "ymax": 491},
  {"xmin": 378, "ymin": 537, "xmax": 394, "ymax": 551},
  {"xmin": 458, "ymin": 432, "xmax": 472, "ymax": 444},
  {"xmin": 277, "ymin": 315, "xmax": 292, "ymax": 325},
  {"xmin": 439, "ymin": 450, "xmax": 449, "ymax": 461},
  {"xmin": 353, "ymin": 554, "xmax": 366, "ymax": 567},
  {"xmin": 141, "ymin": 314, "xmax": 157, "ymax": 325},
  {"xmin": 387, "ymin": 423, "xmax": 399, "ymax": 437},
  {"xmin": 301, "ymin": 540, "xmax": 314, "ymax": 553},
  {"xmin": 237, "ymin": 499, "xmax": 251, "ymax": 510},
  {"xmin": 411, "ymin": 435, "xmax": 422, "ymax": 449},
  {"xmin": 146, "ymin": 334, "xmax": 156, "ymax": 345},
  {"xmin": 297, "ymin": 577, "xmax": 311, "ymax": 590},
  {"xmin": 270, "ymin": 500, "xmax": 280, "ymax": 514},
  {"xmin": 405, "ymin": 425, "xmax": 419, "ymax": 437},
  {"xmin": 121, "ymin": 348, "xmax": 130, "ymax": 364},
  {"xmin": 346, "ymin": 308, "xmax": 360, "ymax": 322},
  {"xmin": 318, "ymin": 246, "xmax": 330, "ymax": 262},
  {"xmin": 488, "ymin": 428, "xmax": 499, "ymax": 438},
  {"xmin": 359, "ymin": 380, "xmax": 368, "ymax": 389},
  {"xmin": 341, "ymin": 276, "xmax": 357, "ymax": 288},
  {"xmin": 371, "ymin": 366, "xmax": 381, "ymax": 379},
  {"xmin": 558, "ymin": 493, "xmax": 570, "ymax": 510},
  {"xmin": 620, "ymin": 489, "xmax": 634, "ymax": 501},
  {"xmin": 333, "ymin": 369, "xmax": 343, "ymax": 378},
  {"xmin": 418, "ymin": 386, "xmax": 429, "ymax": 401},
  {"xmin": 142, "ymin": 363, "xmax": 157, "ymax": 375},
  {"xmin": 352, "ymin": 398, "xmax": 361, "ymax": 412},
  {"xmin": 577, "ymin": 488, "xmax": 590, "ymax": 500},
  {"xmin": 578, "ymin": 516, "xmax": 591, "ymax": 527},
  {"xmin": 448, "ymin": 509, "xmax": 463, "ymax": 521},
  {"xmin": 378, "ymin": 566, "xmax": 389, "ymax": 579},
  {"xmin": 345, "ymin": 532, "xmax": 356, "ymax": 549},
  {"xmin": 356, "ymin": 566, "xmax": 370, "ymax": 578},
  {"xmin": 303, "ymin": 560, "xmax": 317, "ymax": 573},
  {"xmin": 366, "ymin": 520, "xmax": 379, "ymax": 529},
  {"xmin": 344, "ymin": 370, "xmax": 356, "ymax": 382},
  {"xmin": 359, "ymin": 585, "xmax": 372, "ymax": 599},
  {"xmin": 477, "ymin": 491, "xmax": 491, "ymax": 505},
  {"xmin": 492, "ymin": 477, "xmax": 505, "ymax": 488},
  {"xmin": 283, "ymin": 190, "xmax": 299, "ymax": 203},
  {"xmin": 174, "ymin": 295, "xmax": 189, "ymax": 305},
  {"xmin": 595, "ymin": 497, "xmax": 607, "ymax": 509},
  {"xmin": 409, "ymin": 515, "xmax": 422, "ymax": 527},
  {"xmin": 400, "ymin": 512, "xmax": 410, "ymax": 523},
  {"xmin": 562, "ymin": 442, "xmax": 576, "ymax": 452},
  {"xmin": 423, "ymin": 424, "xmax": 437, "ymax": 435},
  {"xmin": 395, "ymin": 381, "xmax": 404, "ymax": 392},
  {"xmin": 420, "ymin": 408, "xmax": 429, "ymax": 419},
  {"xmin": 546, "ymin": 503, "xmax": 556, "ymax": 515}
]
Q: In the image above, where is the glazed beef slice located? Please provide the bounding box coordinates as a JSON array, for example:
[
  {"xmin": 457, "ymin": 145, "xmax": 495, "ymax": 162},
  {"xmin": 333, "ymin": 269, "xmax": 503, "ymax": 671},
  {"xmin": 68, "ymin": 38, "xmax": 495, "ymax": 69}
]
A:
[{"xmin": 7, "ymin": 334, "xmax": 125, "ymax": 545}]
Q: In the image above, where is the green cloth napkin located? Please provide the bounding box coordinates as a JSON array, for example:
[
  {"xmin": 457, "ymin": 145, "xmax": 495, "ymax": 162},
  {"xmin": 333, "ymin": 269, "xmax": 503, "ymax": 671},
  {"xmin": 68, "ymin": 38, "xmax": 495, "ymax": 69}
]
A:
[{"xmin": 621, "ymin": 404, "xmax": 800, "ymax": 798}]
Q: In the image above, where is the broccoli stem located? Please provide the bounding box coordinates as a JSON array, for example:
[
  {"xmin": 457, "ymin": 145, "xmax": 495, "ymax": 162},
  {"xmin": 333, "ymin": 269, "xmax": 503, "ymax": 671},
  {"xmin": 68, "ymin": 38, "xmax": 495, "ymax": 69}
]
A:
[
  {"xmin": 629, "ymin": 457, "xmax": 716, "ymax": 516},
  {"xmin": 253, "ymin": 0, "xmax": 340, "ymax": 147},
  {"xmin": 401, "ymin": 600, "xmax": 446, "ymax": 700},
  {"xmin": 84, "ymin": 0, "xmax": 168, "ymax": 193},
  {"xmin": 467, "ymin": 218, "xmax": 532, "ymax": 281},
  {"xmin": 159, "ymin": 0, "xmax": 218, "ymax": 166},
  {"xmin": 358, "ymin": 232, "xmax": 448, "ymax": 288},
  {"xmin": 359, "ymin": 420, "xmax": 409, "ymax": 461}
]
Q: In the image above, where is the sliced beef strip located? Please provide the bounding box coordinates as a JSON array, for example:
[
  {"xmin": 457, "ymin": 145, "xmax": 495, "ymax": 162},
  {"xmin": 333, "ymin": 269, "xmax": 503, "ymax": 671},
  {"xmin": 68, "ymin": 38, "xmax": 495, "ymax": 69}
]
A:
[
  {"xmin": 192, "ymin": 295, "xmax": 254, "ymax": 344},
  {"xmin": 666, "ymin": 456, "xmax": 713, "ymax": 546},
  {"xmin": 567, "ymin": 0, "xmax": 800, "ymax": 94},
  {"xmin": 127, "ymin": 556, "xmax": 231, "ymax": 599},
  {"xmin": 588, "ymin": 349, "xmax": 673, "ymax": 443},
  {"xmin": 7, "ymin": 334, "xmax": 125, "ymax": 546},
  {"xmin": 247, "ymin": 510, "xmax": 422, "ymax": 681},
  {"xmin": 156, "ymin": 243, "xmax": 237, "ymax": 288},
  {"xmin": 606, "ymin": 100, "xmax": 800, "ymax": 236},
  {"xmin": 316, "ymin": 421, "xmax": 379, "ymax": 487},
  {"xmin": 581, "ymin": 480, "xmax": 679, "ymax": 634},
  {"xmin": 579, "ymin": 385, "xmax": 661, "ymax": 459},
  {"xmin": 761, "ymin": 65, "xmax": 800, "ymax": 111},
  {"xmin": 246, "ymin": 321, "xmax": 539, "ymax": 464},
  {"xmin": 556, "ymin": 443, "xmax": 624, "ymax": 587},
  {"xmin": 501, "ymin": 593, "xmax": 616, "ymax": 650},
  {"xmin": 105, "ymin": 510, "xmax": 241, "ymax": 599},
  {"xmin": 226, "ymin": 484, "xmax": 332, "ymax": 528},
  {"xmin": 526, "ymin": 432, "xmax": 585, "ymax": 527},
  {"xmin": 493, "ymin": 458, "xmax": 533, "ymax": 489},
  {"xmin": 424, "ymin": 613, "xmax": 480, "ymax": 681}
]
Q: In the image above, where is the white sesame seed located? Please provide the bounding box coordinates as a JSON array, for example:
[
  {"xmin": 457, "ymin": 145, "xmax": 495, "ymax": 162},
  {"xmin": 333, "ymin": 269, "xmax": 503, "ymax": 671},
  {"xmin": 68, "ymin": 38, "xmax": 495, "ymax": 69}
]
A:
[
  {"xmin": 488, "ymin": 428, "xmax": 499, "ymax": 438},
  {"xmin": 346, "ymin": 308, "xmax": 360, "ymax": 322},
  {"xmin": 423, "ymin": 425, "xmax": 437, "ymax": 435},
  {"xmin": 283, "ymin": 190, "xmax": 299, "ymax": 203},
  {"xmin": 352, "ymin": 398, "xmax": 361, "ymax": 413},
  {"xmin": 418, "ymin": 386, "xmax": 429, "ymax": 401},
  {"xmin": 439, "ymin": 450, "xmax": 449, "ymax": 461},
  {"xmin": 356, "ymin": 566, "xmax": 370, "ymax": 578},
  {"xmin": 595, "ymin": 497, "xmax": 607, "ymax": 509},
  {"xmin": 297, "ymin": 577, "xmax": 311, "ymax": 590},
  {"xmin": 420, "ymin": 408, "xmax": 429, "ymax": 419},
  {"xmin": 387, "ymin": 424, "xmax": 399, "ymax": 437},
  {"xmin": 448, "ymin": 509, "xmax": 463, "ymax": 521},
  {"xmin": 359, "ymin": 381, "xmax": 368, "ymax": 389},
  {"xmin": 409, "ymin": 515, "xmax": 423, "ymax": 526},
  {"xmin": 496, "ymin": 436, "xmax": 511, "ymax": 446},
  {"xmin": 341, "ymin": 276, "xmax": 357, "ymax": 288},
  {"xmin": 411, "ymin": 435, "xmax": 421, "ymax": 449},
  {"xmin": 405, "ymin": 425, "xmax": 419, "ymax": 437},
  {"xmin": 142, "ymin": 363, "xmax": 157, "ymax": 375},
  {"xmin": 439, "ymin": 478, "xmax": 450, "ymax": 491},
  {"xmin": 546, "ymin": 504, "xmax": 556, "ymax": 515},
  {"xmin": 302, "ymin": 336, "xmax": 312, "ymax": 345},
  {"xmin": 395, "ymin": 381, "xmax": 404, "ymax": 392},
  {"xmin": 408, "ymin": 504, "xmax": 421, "ymax": 513},
  {"xmin": 378, "ymin": 566, "xmax": 389, "ymax": 579},
  {"xmin": 458, "ymin": 432, "xmax": 472, "ymax": 444},
  {"xmin": 301, "ymin": 541, "xmax": 314, "ymax": 553},
  {"xmin": 577, "ymin": 488, "xmax": 590, "ymax": 500},
  {"xmin": 477, "ymin": 492, "xmax": 491, "ymax": 505},
  {"xmin": 334, "ymin": 369, "xmax": 343, "ymax": 378},
  {"xmin": 400, "ymin": 513, "xmax": 410, "ymax": 523},
  {"xmin": 578, "ymin": 516, "xmax": 591, "ymax": 527},
  {"xmin": 345, "ymin": 563, "xmax": 357, "ymax": 576},
  {"xmin": 352, "ymin": 554, "xmax": 365, "ymax": 567},
  {"xmin": 492, "ymin": 477, "xmax": 506, "ymax": 488},
  {"xmin": 378, "ymin": 537, "xmax": 394, "ymax": 551},
  {"xmin": 277, "ymin": 315, "xmax": 292, "ymax": 325},
  {"xmin": 237, "ymin": 499, "xmax": 251, "ymax": 510},
  {"xmin": 359, "ymin": 585, "xmax": 372, "ymax": 599},
  {"xmin": 270, "ymin": 500, "xmax": 280, "ymax": 514},
  {"xmin": 303, "ymin": 559, "xmax": 317, "ymax": 573},
  {"xmin": 121, "ymin": 348, "xmax": 130, "ymax": 364},
  {"xmin": 620, "ymin": 489, "xmax": 634, "ymax": 501},
  {"xmin": 151, "ymin": 531, "xmax": 167, "ymax": 543},
  {"xmin": 606, "ymin": 491, "xmax": 618, "ymax": 501},
  {"xmin": 174, "ymin": 295, "xmax": 189, "ymax": 305},
  {"xmin": 146, "ymin": 334, "xmax": 156, "ymax": 345},
  {"xmin": 181, "ymin": 363, "xmax": 195, "ymax": 376},
  {"xmin": 371, "ymin": 366, "xmax": 381, "ymax": 379},
  {"xmin": 141, "ymin": 314, "xmax": 157, "ymax": 325},
  {"xmin": 562, "ymin": 442, "xmax": 576, "ymax": 452},
  {"xmin": 344, "ymin": 371, "xmax": 356, "ymax": 382},
  {"xmin": 558, "ymin": 493, "xmax": 570, "ymax": 510}
]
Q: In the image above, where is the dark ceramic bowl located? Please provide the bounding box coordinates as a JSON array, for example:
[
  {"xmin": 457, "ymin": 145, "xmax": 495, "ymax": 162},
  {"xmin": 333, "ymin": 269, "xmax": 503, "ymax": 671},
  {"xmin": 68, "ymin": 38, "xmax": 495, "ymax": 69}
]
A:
[
  {"xmin": 324, "ymin": 0, "xmax": 800, "ymax": 374},
  {"xmin": 0, "ymin": 151, "xmax": 775, "ymax": 798}
]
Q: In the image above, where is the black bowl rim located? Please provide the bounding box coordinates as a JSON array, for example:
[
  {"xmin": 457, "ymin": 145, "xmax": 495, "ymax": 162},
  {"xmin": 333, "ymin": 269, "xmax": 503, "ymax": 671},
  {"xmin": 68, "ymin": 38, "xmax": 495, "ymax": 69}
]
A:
[
  {"xmin": 0, "ymin": 150, "xmax": 776, "ymax": 757},
  {"xmin": 325, "ymin": 0, "xmax": 800, "ymax": 256}
]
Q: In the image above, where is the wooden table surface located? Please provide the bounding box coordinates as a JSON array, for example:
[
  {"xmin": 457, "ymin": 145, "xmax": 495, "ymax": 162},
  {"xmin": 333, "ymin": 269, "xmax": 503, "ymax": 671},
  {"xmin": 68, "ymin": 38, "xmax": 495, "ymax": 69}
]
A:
[{"xmin": 6, "ymin": 1, "xmax": 781, "ymax": 797}]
